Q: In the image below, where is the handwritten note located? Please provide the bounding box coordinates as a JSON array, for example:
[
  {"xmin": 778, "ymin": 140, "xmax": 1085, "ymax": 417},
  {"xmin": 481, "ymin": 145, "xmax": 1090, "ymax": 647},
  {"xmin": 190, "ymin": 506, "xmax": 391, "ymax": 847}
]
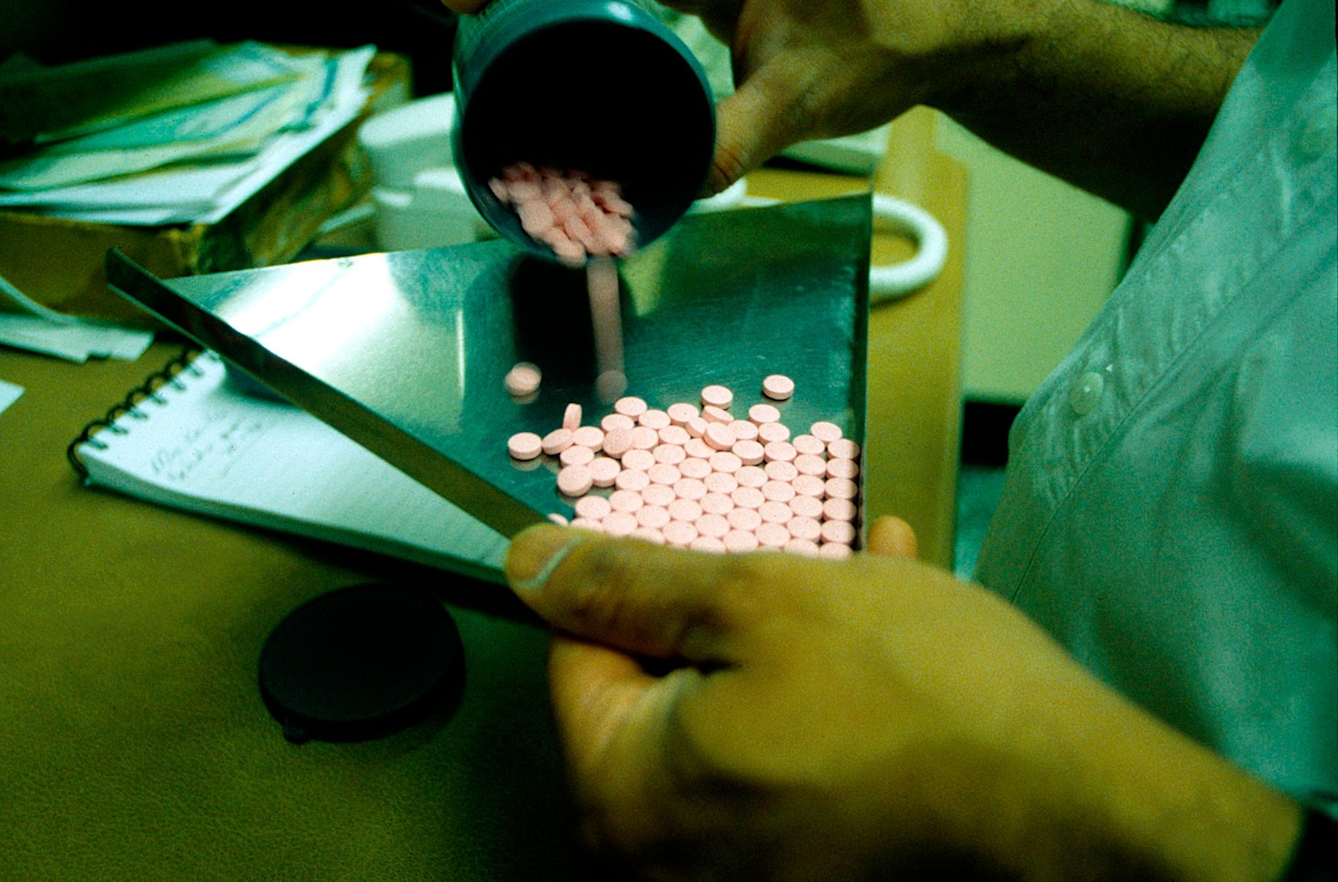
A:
[{"xmin": 75, "ymin": 351, "xmax": 510, "ymax": 584}]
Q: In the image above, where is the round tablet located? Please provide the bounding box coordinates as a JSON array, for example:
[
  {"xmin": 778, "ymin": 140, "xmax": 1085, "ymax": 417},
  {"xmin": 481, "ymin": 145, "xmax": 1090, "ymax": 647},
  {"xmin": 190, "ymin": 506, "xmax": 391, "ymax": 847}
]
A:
[
  {"xmin": 761, "ymin": 480, "xmax": 795, "ymax": 503},
  {"xmin": 602, "ymin": 428, "xmax": 633, "ymax": 458},
  {"xmin": 792, "ymin": 434, "xmax": 826, "ymax": 456},
  {"xmin": 658, "ymin": 425, "xmax": 691, "ymax": 447},
  {"xmin": 663, "ymin": 521, "xmax": 698, "ymax": 547},
  {"xmin": 700, "ymin": 384, "xmax": 733, "ymax": 409},
  {"xmin": 763, "ymin": 441, "xmax": 797, "ymax": 463},
  {"xmin": 762, "ymin": 374, "xmax": 794, "ymax": 400},
  {"xmin": 728, "ymin": 420, "xmax": 759, "ymax": 442},
  {"xmin": 638, "ymin": 409, "xmax": 671, "ymax": 430},
  {"xmin": 666, "ymin": 403, "xmax": 699, "ymax": 426},
  {"xmin": 559, "ymin": 444, "xmax": 595, "ymax": 467},
  {"xmin": 695, "ymin": 513, "xmax": 730, "ymax": 539},
  {"xmin": 784, "ymin": 538, "xmax": 821, "ymax": 557},
  {"xmin": 757, "ymin": 422, "xmax": 791, "ymax": 444},
  {"xmin": 792, "ymin": 474, "xmax": 826, "ymax": 498},
  {"xmin": 786, "ymin": 515, "xmax": 822, "ymax": 543},
  {"xmin": 630, "ymin": 527, "xmax": 666, "ymax": 545},
  {"xmin": 821, "ymin": 519, "xmax": 857, "ymax": 545},
  {"xmin": 700, "ymin": 492, "xmax": 735, "ymax": 515},
  {"xmin": 630, "ymin": 426, "xmax": 660, "ymax": 450},
  {"xmin": 679, "ymin": 457, "xmax": 712, "ymax": 480},
  {"xmin": 588, "ymin": 457, "xmax": 621, "ymax": 487},
  {"xmin": 548, "ymin": 513, "xmax": 569, "ymax": 526},
  {"xmin": 601, "ymin": 413, "xmax": 635, "ymax": 433},
  {"xmin": 706, "ymin": 425, "xmax": 738, "ymax": 452},
  {"xmin": 810, "ymin": 421, "xmax": 843, "ymax": 443},
  {"xmin": 571, "ymin": 426, "xmax": 605, "ymax": 449},
  {"xmin": 653, "ymin": 443, "xmax": 686, "ymax": 465},
  {"xmin": 621, "ymin": 448, "xmax": 656, "ymax": 472},
  {"xmin": 732, "ymin": 439, "xmax": 765, "ymax": 466},
  {"xmin": 823, "ymin": 497, "xmax": 858, "ymax": 522},
  {"xmin": 819, "ymin": 542, "xmax": 853, "ymax": 559},
  {"xmin": 563, "ymin": 403, "xmax": 583, "ymax": 431},
  {"xmin": 690, "ymin": 535, "xmax": 727, "ymax": 554},
  {"xmin": 789, "ymin": 494, "xmax": 824, "ymax": 520},
  {"xmin": 614, "ymin": 396, "xmax": 648, "ymax": 417},
  {"xmin": 673, "ymin": 477, "xmax": 707, "ymax": 501},
  {"xmin": 556, "ymin": 465, "xmax": 593, "ymax": 496},
  {"xmin": 759, "ymin": 501, "xmax": 793, "ymax": 524},
  {"xmin": 723, "ymin": 530, "xmax": 759, "ymax": 553},
  {"xmin": 647, "ymin": 463, "xmax": 682, "ymax": 486},
  {"xmin": 764, "ymin": 460, "xmax": 799, "ymax": 483},
  {"xmin": 636, "ymin": 505, "xmax": 671, "ymax": 529},
  {"xmin": 756, "ymin": 522, "xmax": 790, "ymax": 548},
  {"xmin": 708, "ymin": 451, "xmax": 743, "ymax": 475},
  {"xmin": 702, "ymin": 405, "xmax": 733, "ymax": 425},
  {"xmin": 703, "ymin": 471, "xmax": 738, "ymax": 495},
  {"xmin": 727, "ymin": 507, "xmax": 762, "ymax": 532},
  {"xmin": 609, "ymin": 490, "xmax": 644, "ymax": 513},
  {"xmin": 574, "ymin": 495, "xmax": 611, "ymax": 520},
  {"xmin": 827, "ymin": 458, "xmax": 860, "ymax": 480},
  {"xmin": 541, "ymin": 428, "xmax": 573, "ymax": 456},
  {"xmin": 504, "ymin": 362, "xmax": 542, "ymax": 397},
  {"xmin": 686, "ymin": 417, "xmax": 708, "ymax": 439},
  {"xmin": 794, "ymin": 454, "xmax": 829, "ymax": 477},
  {"xmin": 603, "ymin": 511, "xmax": 639, "ymax": 537},
  {"xmin": 507, "ymin": 432, "xmax": 543, "ymax": 461},
  {"xmin": 731, "ymin": 486, "xmax": 765, "ymax": 510},
  {"xmin": 615, "ymin": 469, "xmax": 650, "ymax": 492},
  {"xmin": 828, "ymin": 438, "xmax": 861, "ymax": 460},
  {"xmin": 684, "ymin": 438, "xmax": 714, "ymax": 460},
  {"xmin": 825, "ymin": 477, "xmax": 859, "ymax": 500},
  {"xmin": 735, "ymin": 466, "xmax": 768, "ymax": 488},
  {"xmin": 642, "ymin": 483, "xmax": 675, "ymax": 507},
  {"xmin": 748, "ymin": 403, "xmax": 781, "ymax": 425}
]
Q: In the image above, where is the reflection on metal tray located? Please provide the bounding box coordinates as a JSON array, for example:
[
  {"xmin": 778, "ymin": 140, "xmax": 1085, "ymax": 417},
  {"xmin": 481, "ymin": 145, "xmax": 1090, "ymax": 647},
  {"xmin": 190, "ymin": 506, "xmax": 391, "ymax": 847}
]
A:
[{"xmin": 106, "ymin": 194, "xmax": 872, "ymax": 540}]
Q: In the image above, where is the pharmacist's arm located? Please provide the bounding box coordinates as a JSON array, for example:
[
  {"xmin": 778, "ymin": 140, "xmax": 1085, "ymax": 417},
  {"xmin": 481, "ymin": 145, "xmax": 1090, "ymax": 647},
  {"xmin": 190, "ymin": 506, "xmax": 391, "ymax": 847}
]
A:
[
  {"xmin": 441, "ymin": 0, "xmax": 1256, "ymax": 220},
  {"xmin": 503, "ymin": 521, "xmax": 1303, "ymax": 881}
]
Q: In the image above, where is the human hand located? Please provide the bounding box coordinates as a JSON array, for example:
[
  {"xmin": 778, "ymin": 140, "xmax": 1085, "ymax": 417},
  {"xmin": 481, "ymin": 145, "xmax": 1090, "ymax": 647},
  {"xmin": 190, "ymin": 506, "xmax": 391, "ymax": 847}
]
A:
[
  {"xmin": 505, "ymin": 516, "xmax": 1302, "ymax": 881},
  {"xmin": 439, "ymin": 0, "xmax": 1016, "ymax": 194}
]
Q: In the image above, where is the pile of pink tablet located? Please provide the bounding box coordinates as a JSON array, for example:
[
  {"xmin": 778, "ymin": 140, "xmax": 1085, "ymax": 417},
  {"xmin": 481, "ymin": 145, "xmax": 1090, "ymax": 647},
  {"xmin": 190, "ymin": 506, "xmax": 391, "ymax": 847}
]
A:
[
  {"xmin": 488, "ymin": 162, "xmax": 636, "ymax": 265},
  {"xmin": 507, "ymin": 375, "xmax": 862, "ymax": 557}
]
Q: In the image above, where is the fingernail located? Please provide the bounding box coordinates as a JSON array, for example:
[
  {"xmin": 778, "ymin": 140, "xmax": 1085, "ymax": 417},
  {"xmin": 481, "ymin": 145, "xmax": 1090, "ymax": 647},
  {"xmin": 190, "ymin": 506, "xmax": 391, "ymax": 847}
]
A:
[{"xmin": 507, "ymin": 524, "xmax": 584, "ymax": 593}]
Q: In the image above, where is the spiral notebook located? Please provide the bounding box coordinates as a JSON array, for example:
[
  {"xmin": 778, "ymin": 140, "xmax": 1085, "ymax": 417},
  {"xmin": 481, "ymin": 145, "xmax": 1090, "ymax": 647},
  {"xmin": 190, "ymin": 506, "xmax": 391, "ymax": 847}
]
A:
[{"xmin": 67, "ymin": 348, "xmax": 510, "ymax": 584}]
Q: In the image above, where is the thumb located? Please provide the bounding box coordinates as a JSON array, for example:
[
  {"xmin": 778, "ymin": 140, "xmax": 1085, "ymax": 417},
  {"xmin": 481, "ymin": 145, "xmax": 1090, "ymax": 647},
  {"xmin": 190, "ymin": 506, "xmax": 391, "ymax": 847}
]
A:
[
  {"xmin": 866, "ymin": 515, "xmax": 918, "ymax": 559},
  {"xmin": 505, "ymin": 525, "xmax": 739, "ymax": 661},
  {"xmin": 705, "ymin": 59, "xmax": 820, "ymax": 194}
]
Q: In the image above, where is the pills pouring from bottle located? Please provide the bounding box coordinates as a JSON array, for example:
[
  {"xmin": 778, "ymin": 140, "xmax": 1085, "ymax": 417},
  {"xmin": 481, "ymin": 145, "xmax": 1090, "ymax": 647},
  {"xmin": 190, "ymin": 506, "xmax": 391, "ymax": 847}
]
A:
[{"xmin": 489, "ymin": 163, "xmax": 637, "ymax": 268}]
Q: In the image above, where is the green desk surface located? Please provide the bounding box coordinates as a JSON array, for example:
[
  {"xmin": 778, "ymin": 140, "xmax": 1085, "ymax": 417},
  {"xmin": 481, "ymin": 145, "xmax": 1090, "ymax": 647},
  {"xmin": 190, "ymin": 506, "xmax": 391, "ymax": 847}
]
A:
[{"xmin": 1, "ymin": 340, "xmax": 592, "ymax": 881}]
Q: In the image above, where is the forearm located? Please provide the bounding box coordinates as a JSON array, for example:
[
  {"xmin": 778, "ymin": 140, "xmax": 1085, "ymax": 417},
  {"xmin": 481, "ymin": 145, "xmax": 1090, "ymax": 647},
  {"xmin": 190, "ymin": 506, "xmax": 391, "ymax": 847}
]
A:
[{"xmin": 921, "ymin": 0, "xmax": 1260, "ymax": 219}]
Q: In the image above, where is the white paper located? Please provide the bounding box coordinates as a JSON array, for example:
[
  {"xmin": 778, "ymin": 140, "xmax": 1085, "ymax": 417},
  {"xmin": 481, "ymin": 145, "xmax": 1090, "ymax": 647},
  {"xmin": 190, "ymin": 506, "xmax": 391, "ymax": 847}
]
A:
[{"xmin": 0, "ymin": 315, "xmax": 154, "ymax": 363}]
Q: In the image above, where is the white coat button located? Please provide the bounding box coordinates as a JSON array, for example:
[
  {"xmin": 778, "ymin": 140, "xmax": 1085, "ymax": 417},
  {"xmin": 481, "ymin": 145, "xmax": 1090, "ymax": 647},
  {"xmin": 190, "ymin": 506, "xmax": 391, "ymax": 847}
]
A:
[
  {"xmin": 1296, "ymin": 103, "xmax": 1337, "ymax": 162},
  {"xmin": 1069, "ymin": 371, "xmax": 1105, "ymax": 416}
]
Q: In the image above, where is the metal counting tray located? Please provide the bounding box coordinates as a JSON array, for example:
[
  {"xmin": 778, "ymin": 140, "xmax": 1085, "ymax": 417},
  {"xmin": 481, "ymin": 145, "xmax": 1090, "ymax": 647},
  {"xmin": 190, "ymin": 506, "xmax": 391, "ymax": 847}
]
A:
[{"xmin": 107, "ymin": 194, "xmax": 872, "ymax": 540}]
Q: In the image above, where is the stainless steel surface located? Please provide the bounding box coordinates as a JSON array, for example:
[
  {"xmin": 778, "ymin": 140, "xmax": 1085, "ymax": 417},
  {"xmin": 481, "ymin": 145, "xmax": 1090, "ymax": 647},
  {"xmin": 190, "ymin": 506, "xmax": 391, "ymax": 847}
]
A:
[{"xmin": 106, "ymin": 195, "xmax": 872, "ymax": 540}]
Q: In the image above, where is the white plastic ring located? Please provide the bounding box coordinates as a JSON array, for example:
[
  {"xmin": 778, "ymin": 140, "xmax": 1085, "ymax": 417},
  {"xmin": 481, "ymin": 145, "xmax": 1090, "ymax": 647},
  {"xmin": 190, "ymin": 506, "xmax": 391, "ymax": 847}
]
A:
[
  {"xmin": 868, "ymin": 192, "xmax": 948, "ymax": 302},
  {"xmin": 696, "ymin": 184, "xmax": 948, "ymax": 302}
]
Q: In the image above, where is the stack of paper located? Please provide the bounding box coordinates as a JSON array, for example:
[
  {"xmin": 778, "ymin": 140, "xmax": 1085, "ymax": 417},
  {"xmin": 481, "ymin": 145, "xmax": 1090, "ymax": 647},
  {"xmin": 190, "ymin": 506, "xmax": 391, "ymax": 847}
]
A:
[{"xmin": 0, "ymin": 40, "xmax": 375, "ymax": 226}]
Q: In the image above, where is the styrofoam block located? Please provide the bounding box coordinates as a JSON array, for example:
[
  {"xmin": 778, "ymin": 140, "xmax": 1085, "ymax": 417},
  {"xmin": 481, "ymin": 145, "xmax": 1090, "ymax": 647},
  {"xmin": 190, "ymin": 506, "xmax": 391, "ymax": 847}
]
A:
[{"xmin": 358, "ymin": 93, "xmax": 456, "ymax": 189}]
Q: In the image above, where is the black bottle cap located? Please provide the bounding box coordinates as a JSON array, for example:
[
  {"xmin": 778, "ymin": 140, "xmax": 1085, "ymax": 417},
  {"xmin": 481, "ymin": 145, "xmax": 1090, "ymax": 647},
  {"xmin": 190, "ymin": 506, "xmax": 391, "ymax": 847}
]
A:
[{"xmin": 258, "ymin": 583, "xmax": 464, "ymax": 744}]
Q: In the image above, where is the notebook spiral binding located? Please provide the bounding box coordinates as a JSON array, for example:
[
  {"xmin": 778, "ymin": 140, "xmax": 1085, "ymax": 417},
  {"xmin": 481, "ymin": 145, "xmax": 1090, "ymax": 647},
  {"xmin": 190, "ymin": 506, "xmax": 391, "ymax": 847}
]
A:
[{"xmin": 66, "ymin": 346, "xmax": 206, "ymax": 481}]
